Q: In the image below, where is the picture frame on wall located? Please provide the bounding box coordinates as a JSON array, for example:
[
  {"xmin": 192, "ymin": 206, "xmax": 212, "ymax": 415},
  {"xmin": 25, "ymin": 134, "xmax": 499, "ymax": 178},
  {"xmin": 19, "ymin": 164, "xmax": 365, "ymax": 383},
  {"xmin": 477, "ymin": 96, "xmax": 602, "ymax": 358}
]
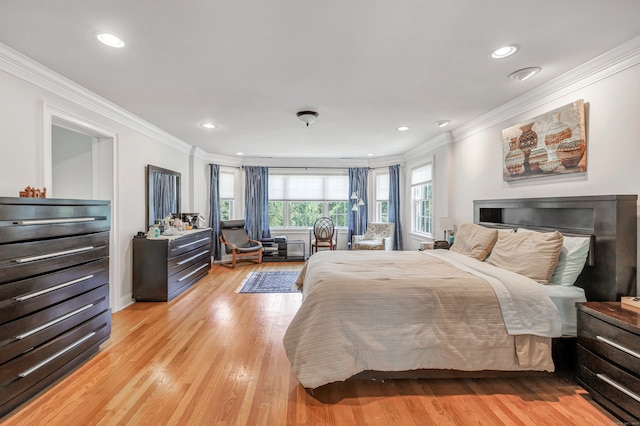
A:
[{"xmin": 503, "ymin": 99, "xmax": 586, "ymax": 182}]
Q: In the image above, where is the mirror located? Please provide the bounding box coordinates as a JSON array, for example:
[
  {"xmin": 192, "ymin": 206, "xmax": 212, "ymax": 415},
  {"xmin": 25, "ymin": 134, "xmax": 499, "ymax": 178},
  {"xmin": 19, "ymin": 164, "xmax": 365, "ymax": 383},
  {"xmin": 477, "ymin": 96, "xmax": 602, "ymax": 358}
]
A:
[{"xmin": 146, "ymin": 165, "xmax": 181, "ymax": 229}]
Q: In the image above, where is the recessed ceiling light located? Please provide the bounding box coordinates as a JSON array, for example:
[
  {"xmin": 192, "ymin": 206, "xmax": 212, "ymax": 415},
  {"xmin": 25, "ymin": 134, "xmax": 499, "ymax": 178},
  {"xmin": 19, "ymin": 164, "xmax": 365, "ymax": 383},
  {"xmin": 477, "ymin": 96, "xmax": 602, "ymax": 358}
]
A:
[
  {"xmin": 96, "ymin": 33, "xmax": 125, "ymax": 48},
  {"xmin": 236, "ymin": 152, "xmax": 244, "ymax": 156},
  {"xmin": 201, "ymin": 123, "xmax": 216, "ymax": 129},
  {"xmin": 397, "ymin": 126, "xmax": 410, "ymax": 131},
  {"xmin": 509, "ymin": 67, "xmax": 541, "ymax": 81},
  {"xmin": 491, "ymin": 44, "xmax": 519, "ymax": 59},
  {"xmin": 434, "ymin": 120, "xmax": 452, "ymax": 128},
  {"xmin": 367, "ymin": 153, "xmax": 374, "ymax": 157}
]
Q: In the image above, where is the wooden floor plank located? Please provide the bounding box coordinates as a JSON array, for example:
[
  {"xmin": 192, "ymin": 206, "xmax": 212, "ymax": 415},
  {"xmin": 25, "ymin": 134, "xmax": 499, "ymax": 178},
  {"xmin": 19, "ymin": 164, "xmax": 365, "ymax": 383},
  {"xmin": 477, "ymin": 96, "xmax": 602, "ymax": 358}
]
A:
[{"xmin": 1, "ymin": 262, "xmax": 618, "ymax": 425}]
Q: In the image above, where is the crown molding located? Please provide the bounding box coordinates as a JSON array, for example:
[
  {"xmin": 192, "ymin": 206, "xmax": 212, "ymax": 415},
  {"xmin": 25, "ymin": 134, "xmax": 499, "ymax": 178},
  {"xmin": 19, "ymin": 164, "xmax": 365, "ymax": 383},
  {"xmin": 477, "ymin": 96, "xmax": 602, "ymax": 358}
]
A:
[
  {"xmin": 451, "ymin": 35, "xmax": 640, "ymax": 142},
  {"xmin": 0, "ymin": 42, "xmax": 192, "ymax": 154},
  {"xmin": 403, "ymin": 131, "xmax": 452, "ymax": 161}
]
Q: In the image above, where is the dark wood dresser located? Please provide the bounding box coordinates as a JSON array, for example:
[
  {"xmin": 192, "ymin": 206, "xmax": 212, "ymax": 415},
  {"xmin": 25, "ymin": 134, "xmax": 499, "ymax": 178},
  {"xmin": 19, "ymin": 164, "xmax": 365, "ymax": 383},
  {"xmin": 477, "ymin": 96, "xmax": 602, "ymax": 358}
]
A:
[
  {"xmin": 133, "ymin": 228, "xmax": 212, "ymax": 301},
  {"xmin": 577, "ymin": 302, "xmax": 640, "ymax": 421},
  {"xmin": 0, "ymin": 197, "xmax": 111, "ymax": 417}
]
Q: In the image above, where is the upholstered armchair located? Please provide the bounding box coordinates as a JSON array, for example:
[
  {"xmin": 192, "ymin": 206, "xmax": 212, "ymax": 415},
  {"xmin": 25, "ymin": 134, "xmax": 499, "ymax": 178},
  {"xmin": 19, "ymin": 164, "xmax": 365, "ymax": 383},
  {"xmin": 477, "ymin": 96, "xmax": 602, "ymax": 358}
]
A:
[{"xmin": 352, "ymin": 222, "xmax": 395, "ymax": 250}]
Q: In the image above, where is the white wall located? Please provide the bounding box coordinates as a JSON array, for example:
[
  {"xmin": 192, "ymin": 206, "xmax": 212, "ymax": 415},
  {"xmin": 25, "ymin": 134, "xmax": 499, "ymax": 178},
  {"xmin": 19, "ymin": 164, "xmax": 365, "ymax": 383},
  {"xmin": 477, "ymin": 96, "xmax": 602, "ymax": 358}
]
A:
[
  {"xmin": 0, "ymin": 59, "xmax": 193, "ymax": 312},
  {"xmin": 51, "ymin": 125, "xmax": 93, "ymax": 199},
  {"xmin": 450, "ymin": 62, "xmax": 640, "ymax": 224}
]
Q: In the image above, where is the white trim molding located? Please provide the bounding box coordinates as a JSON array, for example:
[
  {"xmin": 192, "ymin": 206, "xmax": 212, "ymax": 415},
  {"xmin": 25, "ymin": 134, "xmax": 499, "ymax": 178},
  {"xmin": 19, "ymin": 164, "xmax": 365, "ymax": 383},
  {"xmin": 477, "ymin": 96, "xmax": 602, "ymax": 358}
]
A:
[{"xmin": 0, "ymin": 41, "xmax": 192, "ymax": 155}]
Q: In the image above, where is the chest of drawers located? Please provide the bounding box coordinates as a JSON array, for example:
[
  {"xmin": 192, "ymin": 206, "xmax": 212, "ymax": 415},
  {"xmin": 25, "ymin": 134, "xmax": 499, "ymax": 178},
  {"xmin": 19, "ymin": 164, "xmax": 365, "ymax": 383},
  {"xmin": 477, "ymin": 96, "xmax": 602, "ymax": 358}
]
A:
[
  {"xmin": 0, "ymin": 197, "xmax": 111, "ymax": 417},
  {"xmin": 133, "ymin": 228, "xmax": 212, "ymax": 301},
  {"xmin": 577, "ymin": 302, "xmax": 640, "ymax": 422}
]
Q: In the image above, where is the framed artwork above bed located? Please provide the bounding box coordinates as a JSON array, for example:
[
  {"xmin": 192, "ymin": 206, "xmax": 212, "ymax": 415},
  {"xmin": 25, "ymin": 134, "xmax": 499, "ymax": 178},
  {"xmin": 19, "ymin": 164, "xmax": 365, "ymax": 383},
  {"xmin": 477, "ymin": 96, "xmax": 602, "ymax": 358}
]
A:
[{"xmin": 503, "ymin": 100, "xmax": 586, "ymax": 181}]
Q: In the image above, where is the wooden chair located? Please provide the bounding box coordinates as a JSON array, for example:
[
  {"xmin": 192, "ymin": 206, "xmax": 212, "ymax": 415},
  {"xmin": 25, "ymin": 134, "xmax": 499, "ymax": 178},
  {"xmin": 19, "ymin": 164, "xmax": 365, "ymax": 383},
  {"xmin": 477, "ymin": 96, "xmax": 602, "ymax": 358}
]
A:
[
  {"xmin": 311, "ymin": 217, "xmax": 337, "ymax": 253},
  {"xmin": 219, "ymin": 219, "xmax": 263, "ymax": 268}
]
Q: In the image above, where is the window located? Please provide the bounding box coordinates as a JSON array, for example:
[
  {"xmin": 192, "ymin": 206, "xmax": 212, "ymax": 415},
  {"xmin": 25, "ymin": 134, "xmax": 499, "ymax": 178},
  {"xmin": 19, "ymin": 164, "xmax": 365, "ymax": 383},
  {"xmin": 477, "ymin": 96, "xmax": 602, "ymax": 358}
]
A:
[
  {"xmin": 375, "ymin": 173, "xmax": 389, "ymax": 222},
  {"xmin": 411, "ymin": 164, "xmax": 432, "ymax": 235},
  {"xmin": 268, "ymin": 174, "xmax": 349, "ymax": 228},
  {"xmin": 219, "ymin": 172, "xmax": 234, "ymax": 221}
]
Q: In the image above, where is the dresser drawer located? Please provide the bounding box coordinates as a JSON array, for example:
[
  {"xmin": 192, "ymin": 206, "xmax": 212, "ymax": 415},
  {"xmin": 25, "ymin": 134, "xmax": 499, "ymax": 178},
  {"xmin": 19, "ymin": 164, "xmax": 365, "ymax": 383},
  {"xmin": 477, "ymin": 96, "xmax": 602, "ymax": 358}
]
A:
[
  {"xmin": 0, "ymin": 232, "xmax": 109, "ymax": 284},
  {"xmin": 167, "ymin": 259, "xmax": 210, "ymax": 299},
  {"xmin": 0, "ymin": 258, "xmax": 109, "ymax": 324},
  {"xmin": 0, "ymin": 310, "xmax": 110, "ymax": 406},
  {"xmin": 578, "ymin": 310, "xmax": 640, "ymax": 374},
  {"xmin": 0, "ymin": 285, "xmax": 109, "ymax": 365},
  {"xmin": 0, "ymin": 202, "xmax": 110, "ymax": 244},
  {"xmin": 168, "ymin": 247, "xmax": 211, "ymax": 277},
  {"xmin": 578, "ymin": 345, "xmax": 640, "ymax": 418},
  {"xmin": 168, "ymin": 231, "xmax": 211, "ymax": 258}
]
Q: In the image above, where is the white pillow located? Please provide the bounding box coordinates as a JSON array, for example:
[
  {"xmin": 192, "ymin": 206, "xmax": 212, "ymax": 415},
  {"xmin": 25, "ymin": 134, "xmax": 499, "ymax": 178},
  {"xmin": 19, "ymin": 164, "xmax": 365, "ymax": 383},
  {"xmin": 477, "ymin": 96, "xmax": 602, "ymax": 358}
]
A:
[{"xmin": 517, "ymin": 228, "xmax": 590, "ymax": 286}]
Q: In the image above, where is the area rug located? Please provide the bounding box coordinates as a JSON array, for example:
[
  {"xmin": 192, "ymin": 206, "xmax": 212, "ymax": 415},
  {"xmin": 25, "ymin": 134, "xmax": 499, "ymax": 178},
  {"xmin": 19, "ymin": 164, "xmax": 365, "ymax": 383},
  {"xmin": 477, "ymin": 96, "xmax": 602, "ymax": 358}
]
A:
[{"xmin": 238, "ymin": 271, "xmax": 301, "ymax": 293}]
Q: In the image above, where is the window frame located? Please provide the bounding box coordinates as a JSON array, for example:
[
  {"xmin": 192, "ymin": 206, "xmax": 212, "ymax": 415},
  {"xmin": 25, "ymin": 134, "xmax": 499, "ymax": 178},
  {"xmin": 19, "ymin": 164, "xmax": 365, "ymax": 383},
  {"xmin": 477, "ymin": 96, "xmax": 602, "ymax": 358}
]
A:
[
  {"xmin": 268, "ymin": 173, "xmax": 349, "ymax": 229},
  {"xmin": 410, "ymin": 163, "xmax": 433, "ymax": 237}
]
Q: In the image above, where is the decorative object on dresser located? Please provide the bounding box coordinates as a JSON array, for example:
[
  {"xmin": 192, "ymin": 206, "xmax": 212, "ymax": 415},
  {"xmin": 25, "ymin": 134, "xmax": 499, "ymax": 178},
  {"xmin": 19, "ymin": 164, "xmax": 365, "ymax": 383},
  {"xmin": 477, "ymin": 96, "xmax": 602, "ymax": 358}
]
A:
[
  {"xmin": 18, "ymin": 186, "xmax": 46, "ymax": 198},
  {"xmin": 502, "ymin": 99, "xmax": 586, "ymax": 181},
  {"xmin": 133, "ymin": 228, "xmax": 212, "ymax": 301},
  {"xmin": 576, "ymin": 302, "xmax": 640, "ymax": 422},
  {"xmin": 0, "ymin": 197, "xmax": 111, "ymax": 417}
]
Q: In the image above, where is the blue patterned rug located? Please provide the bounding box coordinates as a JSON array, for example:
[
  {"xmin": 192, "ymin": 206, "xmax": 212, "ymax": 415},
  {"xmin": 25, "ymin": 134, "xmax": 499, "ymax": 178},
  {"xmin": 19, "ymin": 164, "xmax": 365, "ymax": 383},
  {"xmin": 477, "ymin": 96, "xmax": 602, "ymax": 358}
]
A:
[{"xmin": 238, "ymin": 271, "xmax": 300, "ymax": 293}]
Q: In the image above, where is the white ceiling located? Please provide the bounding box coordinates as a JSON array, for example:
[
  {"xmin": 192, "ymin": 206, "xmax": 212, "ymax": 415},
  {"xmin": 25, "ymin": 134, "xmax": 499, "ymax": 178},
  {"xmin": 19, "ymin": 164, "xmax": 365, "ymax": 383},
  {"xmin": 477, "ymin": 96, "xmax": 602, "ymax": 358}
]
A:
[{"xmin": 1, "ymin": 1, "xmax": 639, "ymax": 159}]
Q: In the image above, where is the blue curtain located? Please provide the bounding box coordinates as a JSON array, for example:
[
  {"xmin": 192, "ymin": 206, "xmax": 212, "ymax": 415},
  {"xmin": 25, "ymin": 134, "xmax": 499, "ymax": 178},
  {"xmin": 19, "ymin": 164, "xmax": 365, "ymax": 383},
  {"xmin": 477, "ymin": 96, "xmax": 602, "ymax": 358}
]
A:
[
  {"xmin": 209, "ymin": 164, "xmax": 222, "ymax": 260},
  {"xmin": 348, "ymin": 167, "xmax": 368, "ymax": 245},
  {"xmin": 389, "ymin": 164, "xmax": 404, "ymax": 250},
  {"xmin": 244, "ymin": 166, "xmax": 271, "ymax": 240}
]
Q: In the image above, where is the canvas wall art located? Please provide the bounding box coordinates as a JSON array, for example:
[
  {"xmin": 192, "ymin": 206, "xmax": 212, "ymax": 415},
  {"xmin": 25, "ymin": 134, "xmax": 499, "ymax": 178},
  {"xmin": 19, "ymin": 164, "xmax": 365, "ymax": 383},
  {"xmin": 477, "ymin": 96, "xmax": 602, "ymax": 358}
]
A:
[{"xmin": 503, "ymin": 99, "xmax": 586, "ymax": 181}]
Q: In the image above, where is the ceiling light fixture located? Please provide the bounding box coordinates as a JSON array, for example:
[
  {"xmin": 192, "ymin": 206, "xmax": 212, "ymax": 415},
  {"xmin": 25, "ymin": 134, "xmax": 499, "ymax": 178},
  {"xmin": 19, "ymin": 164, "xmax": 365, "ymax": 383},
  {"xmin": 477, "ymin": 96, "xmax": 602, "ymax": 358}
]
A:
[
  {"xmin": 201, "ymin": 123, "xmax": 216, "ymax": 129},
  {"xmin": 434, "ymin": 120, "xmax": 452, "ymax": 128},
  {"xmin": 509, "ymin": 67, "xmax": 541, "ymax": 81},
  {"xmin": 491, "ymin": 44, "xmax": 519, "ymax": 59},
  {"xmin": 397, "ymin": 126, "xmax": 410, "ymax": 131},
  {"xmin": 236, "ymin": 152, "xmax": 244, "ymax": 156},
  {"xmin": 96, "ymin": 33, "xmax": 125, "ymax": 48},
  {"xmin": 296, "ymin": 111, "xmax": 318, "ymax": 127}
]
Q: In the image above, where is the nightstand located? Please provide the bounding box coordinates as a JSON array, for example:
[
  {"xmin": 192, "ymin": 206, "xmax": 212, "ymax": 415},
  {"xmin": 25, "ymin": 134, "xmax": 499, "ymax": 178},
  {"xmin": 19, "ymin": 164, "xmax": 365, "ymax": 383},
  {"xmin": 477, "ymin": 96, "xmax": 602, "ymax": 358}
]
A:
[{"xmin": 576, "ymin": 302, "xmax": 640, "ymax": 422}]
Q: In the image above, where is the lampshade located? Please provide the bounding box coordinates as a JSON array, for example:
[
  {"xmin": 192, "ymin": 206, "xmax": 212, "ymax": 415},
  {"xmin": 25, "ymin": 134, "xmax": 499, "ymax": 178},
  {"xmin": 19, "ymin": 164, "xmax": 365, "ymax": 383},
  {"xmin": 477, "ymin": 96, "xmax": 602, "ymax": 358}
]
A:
[
  {"xmin": 296, "ymin": 110, "xmax": 318, "ymax": 126},
  {"xmin": 439, "ymin": 217, "xmax": 455, "ymax": 231}
]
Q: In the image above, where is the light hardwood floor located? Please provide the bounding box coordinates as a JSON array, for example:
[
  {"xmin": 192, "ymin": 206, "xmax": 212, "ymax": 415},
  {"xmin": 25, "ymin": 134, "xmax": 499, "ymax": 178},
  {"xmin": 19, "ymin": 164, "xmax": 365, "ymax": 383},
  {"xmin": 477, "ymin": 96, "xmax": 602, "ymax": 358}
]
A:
[{"xmin": 3, "ymin": 262, "xmax": 617, "ymax": 425}]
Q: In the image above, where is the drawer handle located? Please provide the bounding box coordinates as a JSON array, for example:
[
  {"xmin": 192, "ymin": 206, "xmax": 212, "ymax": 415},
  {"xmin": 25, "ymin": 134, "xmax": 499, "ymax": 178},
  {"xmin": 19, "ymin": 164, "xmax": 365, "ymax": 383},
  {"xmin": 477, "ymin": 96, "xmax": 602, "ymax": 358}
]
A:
[
  {"xmin": 18, "ymin": 332, "xmax": 96, "ymax": 378},
  {"xmin": 15, "ymin": 246, "xmax": 95, "ymax": 263},
  {"xmin": 597, "ymin": 373, "xmax": 640, "ymax": 403},
  {"xmin": 14, "ymin": 275, "xmax": 94, "ymax": 301},
  {"xmin": 15, "ymin": 304, "xmax": 94, "ymax": 340},
  {"xmin": 596, "ymin": 335, "xmax": 640, "ymax": 360},
  {"xmin": 176, "ymin": 237, "xmax": 210, "ymax": 249},
  {"xmin": 13, "ymin": 217, "xmax": 96, "ymax": 225},
  {"xmin": 176, "ymin": 250, "xmax": 209, "ymax": 266},
  {"xmin": 177, "ymin": 264, "xmax": 208, "ymax": 282}
]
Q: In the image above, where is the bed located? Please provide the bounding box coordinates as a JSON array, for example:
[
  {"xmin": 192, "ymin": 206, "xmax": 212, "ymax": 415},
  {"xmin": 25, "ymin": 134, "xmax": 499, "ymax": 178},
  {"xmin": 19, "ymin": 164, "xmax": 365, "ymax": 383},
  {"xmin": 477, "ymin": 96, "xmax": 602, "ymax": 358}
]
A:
[{"xmin": 283, "ymin": 195, "xmax": 637, "ymax": 389}]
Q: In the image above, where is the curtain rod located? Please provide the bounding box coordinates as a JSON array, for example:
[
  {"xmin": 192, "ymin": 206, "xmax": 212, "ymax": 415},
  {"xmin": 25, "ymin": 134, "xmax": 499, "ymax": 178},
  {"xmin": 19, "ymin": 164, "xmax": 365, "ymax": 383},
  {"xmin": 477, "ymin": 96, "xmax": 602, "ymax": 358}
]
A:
[{"xmin": 242, "ymin": 166, "xmax": 373, "ymax": 170}]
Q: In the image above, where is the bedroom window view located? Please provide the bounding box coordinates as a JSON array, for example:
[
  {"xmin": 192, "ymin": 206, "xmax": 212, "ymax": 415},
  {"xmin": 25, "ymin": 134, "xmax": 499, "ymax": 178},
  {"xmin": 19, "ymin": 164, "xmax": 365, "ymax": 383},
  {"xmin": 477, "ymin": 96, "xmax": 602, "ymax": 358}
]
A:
[
  {"xmin": 268, "ymin": 174, "xmax": 349, "ymax": 228},
  {"xmin": 411, "ymin": 163, "xmax": 433, "ymax": 235},
  {"xmin": 376, "ymin": 172, "xmax": 390, "ymax": 222},
  {"xmin": 220, "ymin": 172, "xmax": 234, "ymax": 221}
]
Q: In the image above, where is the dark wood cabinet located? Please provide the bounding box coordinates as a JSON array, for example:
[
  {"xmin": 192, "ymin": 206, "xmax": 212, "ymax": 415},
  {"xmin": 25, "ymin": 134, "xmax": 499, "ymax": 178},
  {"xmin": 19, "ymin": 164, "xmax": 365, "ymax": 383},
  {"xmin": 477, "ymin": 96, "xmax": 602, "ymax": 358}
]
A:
[
  {"xmin": 0, "ymin": 197, "xmax": 111, "ymax": 417},
  {"xmin": 577, "ymin": 302, "xmax": 640, "ymax": 422},
  {"xmin": 133, "ymin": 228, "xmax": 212, "ymax": 301}
]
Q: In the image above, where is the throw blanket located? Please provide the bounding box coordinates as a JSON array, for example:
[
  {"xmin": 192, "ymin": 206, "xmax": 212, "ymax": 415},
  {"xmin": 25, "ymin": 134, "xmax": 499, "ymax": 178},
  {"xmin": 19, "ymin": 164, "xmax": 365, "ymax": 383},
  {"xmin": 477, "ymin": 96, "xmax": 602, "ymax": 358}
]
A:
[{"xmin": 284, "ymin": 250, "xmax": 562, "ymax": 388}]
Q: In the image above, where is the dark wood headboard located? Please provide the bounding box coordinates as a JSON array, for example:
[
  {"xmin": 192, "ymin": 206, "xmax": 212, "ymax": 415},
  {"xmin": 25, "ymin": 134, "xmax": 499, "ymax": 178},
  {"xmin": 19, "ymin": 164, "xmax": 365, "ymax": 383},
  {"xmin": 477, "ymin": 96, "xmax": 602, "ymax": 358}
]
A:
[{"xmin": 474, "ymin": 195, "xmax": 637, "ymax": 301}]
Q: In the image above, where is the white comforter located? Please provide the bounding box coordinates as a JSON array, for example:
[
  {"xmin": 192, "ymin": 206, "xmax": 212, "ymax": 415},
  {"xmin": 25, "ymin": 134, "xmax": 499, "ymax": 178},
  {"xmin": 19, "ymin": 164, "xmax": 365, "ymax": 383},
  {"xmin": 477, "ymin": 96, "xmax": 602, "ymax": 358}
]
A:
[{"xmin": 283, "ymin": 250, "xmax": 562, "ymax": 388}]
